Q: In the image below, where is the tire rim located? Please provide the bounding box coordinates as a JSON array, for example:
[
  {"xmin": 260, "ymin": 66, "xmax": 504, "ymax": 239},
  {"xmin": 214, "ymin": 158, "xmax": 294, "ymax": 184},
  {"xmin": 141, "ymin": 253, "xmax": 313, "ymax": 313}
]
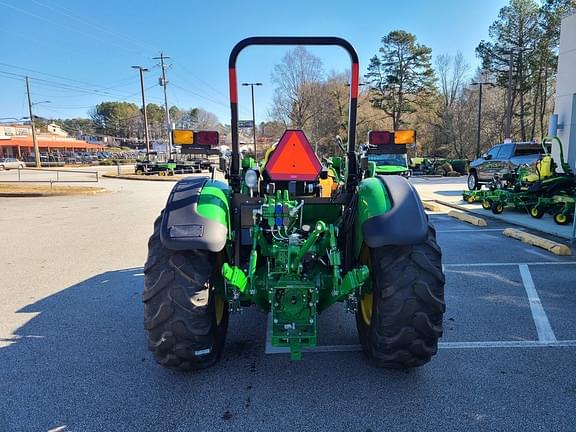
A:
[
  {"xmin": 556, "ymin": 214, "xmax": 567, "ymax": 224},
  {"xmin": 467, "ymin": 175, "xmax": 475, "ymax": 189},
  {"xmin": 530, "ymin": 208, "xmax": 539, "ymax": 217},
  {"xmin": 360, "ymin": 293, "xmax": 373, "ymax": 326}
]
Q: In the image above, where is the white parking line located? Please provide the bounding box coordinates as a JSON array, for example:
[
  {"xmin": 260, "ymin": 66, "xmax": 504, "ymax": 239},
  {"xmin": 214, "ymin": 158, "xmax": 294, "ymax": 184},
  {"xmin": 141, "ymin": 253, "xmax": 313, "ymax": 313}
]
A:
[
  {"xmin": 445, "ymin": 261, "xmax": 576, "ymax": 267},
  {"xmin": 265, "ymin": 339, "xmax": 576, "ymax": 355},
  {"xmin": 437, "ymin": 228, "xmax": 506, "ymax": 233},
  {"xmin": 519, "ymin": 264, "xmax": 557, "ymax": 342}
]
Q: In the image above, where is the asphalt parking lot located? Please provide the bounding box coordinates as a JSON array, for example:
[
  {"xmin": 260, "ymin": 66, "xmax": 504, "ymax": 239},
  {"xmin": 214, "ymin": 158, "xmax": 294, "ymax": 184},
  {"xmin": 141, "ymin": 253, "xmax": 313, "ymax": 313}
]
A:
[{"xmin": 1, "ymin": 176, "xmax": 576, "ymax": 432}]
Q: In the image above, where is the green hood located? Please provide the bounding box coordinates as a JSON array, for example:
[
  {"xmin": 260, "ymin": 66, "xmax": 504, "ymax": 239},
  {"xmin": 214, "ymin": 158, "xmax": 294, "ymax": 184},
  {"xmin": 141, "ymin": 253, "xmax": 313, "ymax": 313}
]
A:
[{"xmin": 374, "ymin": 165, "xmax": 408, "ymax": 174}]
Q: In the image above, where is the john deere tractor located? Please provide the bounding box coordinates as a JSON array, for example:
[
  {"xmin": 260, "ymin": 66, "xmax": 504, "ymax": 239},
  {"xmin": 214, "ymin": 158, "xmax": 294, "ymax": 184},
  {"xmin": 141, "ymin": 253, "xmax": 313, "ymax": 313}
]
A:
[{"xmin": 143, "ymin": 37, "xmax": 445, "ymax": 370}]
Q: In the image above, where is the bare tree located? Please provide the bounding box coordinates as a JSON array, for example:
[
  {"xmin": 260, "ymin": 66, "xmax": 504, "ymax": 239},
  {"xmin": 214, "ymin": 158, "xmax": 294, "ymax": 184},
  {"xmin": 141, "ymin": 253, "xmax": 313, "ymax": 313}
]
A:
[
  {"xmin": 434, "ymin": 52, "xmax": 470, "ymax": 157},
  {"xmin": 270, "ymin": 47, "xmax": 324, "ymax": 128}
]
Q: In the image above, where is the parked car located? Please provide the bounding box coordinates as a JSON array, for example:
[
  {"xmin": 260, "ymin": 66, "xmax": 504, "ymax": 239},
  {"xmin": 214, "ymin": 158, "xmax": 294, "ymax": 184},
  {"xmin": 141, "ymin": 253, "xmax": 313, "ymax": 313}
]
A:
[
  {"xmin": 467, "ymin": 142, "xmax": 549, "ymax": 190},
  {"xmin": 0, "ymin": 157, "xmax": 25, "ymax": 170}
]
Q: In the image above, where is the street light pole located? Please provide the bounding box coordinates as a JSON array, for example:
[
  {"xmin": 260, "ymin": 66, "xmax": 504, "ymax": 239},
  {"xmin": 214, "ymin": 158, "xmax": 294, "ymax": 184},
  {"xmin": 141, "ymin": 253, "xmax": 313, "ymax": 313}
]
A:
[
  {"xmin": 471, "ymin": 81, "xmax": 493, "ymax": 158},
  {"xmin": 132, "ymin": 66, "xmax": 151, "ymax": 155},
  {"xmin": 242, "ymin": 82, "xmax": 262, "ymax": 160}
]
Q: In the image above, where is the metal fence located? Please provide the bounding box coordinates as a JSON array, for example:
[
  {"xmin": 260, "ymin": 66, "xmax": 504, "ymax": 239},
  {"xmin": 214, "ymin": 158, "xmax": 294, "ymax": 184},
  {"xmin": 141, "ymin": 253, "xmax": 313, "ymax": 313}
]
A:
[{"xmin": 1, "ymin": 166, "xmax": 99, "ymax": 183}]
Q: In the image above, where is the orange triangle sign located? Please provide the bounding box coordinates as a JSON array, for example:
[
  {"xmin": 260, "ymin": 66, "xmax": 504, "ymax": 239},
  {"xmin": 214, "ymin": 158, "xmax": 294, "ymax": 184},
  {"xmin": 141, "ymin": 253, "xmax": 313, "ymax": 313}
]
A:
[{"xmin": 265, "ymin": 130, "xmax": 322, "ymax": 181}]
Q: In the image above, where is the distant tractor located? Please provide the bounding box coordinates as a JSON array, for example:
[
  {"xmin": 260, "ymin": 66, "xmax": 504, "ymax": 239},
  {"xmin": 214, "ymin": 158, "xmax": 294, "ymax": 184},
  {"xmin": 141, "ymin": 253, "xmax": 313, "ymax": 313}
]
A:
[
  {"xmin": 363, "ymin": 130, "xmax": 415, "ymax": 177},
  {"xmin": 142, "ymin": 37, "xmax": 445, "ymax": 370}
]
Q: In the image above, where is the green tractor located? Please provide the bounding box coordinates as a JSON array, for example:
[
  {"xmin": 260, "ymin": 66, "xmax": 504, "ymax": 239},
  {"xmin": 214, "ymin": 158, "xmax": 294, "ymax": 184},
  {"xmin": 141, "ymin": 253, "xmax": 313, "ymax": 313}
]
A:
[
  {"xmin": 362, "ymin": 130, "xmax": 414, "ymax": 177},
  {"xmin": 143, "ymin": 37, "xmax": 445, "ymax": 370}
]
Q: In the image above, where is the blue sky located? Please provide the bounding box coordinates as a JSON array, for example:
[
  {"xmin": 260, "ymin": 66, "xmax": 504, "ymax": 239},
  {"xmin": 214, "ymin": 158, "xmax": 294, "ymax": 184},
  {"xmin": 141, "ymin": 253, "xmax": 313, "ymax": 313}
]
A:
[{"xmin": 0, "ymin": 0, "xmax": 509, "ymax": 125}]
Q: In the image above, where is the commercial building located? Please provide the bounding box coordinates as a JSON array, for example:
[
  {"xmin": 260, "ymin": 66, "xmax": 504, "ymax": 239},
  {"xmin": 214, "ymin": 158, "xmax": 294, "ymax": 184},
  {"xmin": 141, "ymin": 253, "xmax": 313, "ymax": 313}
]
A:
[{"xmin": 553, "ymin": 11, "xmax": 576, "ymax": 170}]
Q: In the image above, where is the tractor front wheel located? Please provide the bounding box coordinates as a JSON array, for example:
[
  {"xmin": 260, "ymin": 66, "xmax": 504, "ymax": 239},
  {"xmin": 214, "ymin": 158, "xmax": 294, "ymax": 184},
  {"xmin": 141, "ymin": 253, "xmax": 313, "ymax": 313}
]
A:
[
  {"xmin": 143, "ymin": 213, "xmax": 228, "ymax": 370},
  {"xmin": 356, "ymin": 224, "xmax": 445, "ymax": 368}
]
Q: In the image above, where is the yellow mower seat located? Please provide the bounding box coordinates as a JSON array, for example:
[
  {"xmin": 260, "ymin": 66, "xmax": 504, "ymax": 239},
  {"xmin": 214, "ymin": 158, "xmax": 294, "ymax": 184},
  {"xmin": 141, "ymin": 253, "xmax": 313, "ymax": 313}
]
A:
[{"xmin": 523, "ymin": 156, "xmax": 553, "ymax": 183}]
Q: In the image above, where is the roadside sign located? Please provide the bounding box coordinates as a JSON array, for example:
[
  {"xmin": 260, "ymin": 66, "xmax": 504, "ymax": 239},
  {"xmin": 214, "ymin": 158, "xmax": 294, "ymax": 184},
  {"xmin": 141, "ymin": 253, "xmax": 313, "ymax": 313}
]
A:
[{"xmin": 239, "ymin": 120, "xmax": 254, "ymax": 128}]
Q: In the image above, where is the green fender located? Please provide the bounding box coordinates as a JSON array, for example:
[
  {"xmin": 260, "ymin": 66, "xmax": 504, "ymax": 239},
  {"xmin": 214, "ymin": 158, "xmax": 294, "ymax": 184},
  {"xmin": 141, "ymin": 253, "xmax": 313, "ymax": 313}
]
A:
[
  {"xmin": 354, "ymin": 175, "xmax": 428, "ymax": 257},
  {"xmin": 354, "ymin": 177, "xmax": 392, "ymax": 257},
  {"xmin": 160, "ymin": 177, "xmax": 231, "ymax": 252}
]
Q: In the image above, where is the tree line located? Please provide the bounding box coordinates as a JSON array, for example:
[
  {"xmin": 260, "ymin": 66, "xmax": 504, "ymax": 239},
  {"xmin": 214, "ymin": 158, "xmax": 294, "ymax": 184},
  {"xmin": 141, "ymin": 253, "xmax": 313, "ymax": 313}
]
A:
[
  {"xmin": 48, "ymin": 103, "xmax": 221, "ymax": 142},
  {"xmin": 270, "ymin": 0, "xmax": 574, "ymax": 159}
]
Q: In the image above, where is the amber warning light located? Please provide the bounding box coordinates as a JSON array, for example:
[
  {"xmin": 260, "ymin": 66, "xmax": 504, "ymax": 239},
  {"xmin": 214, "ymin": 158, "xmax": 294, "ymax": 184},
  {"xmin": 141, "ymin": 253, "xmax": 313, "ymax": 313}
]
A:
[
  {"xmin": 172, "ymin": 130, "xmax": 219, "ymax": 147},
  {"xmin": 172, "ymin": 129, "xmax": 194, "ymax": 145},
  {"xmin": 394, "ymin": 129, "xmax": 416, "ymax": 145}
]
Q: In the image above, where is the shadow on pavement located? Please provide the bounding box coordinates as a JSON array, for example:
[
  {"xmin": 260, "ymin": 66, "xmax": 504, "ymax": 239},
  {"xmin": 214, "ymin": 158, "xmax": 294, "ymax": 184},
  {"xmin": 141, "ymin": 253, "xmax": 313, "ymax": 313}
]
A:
[{"xmin": 0, "ymin": 268, "xmax": 262, "ymax": 431}]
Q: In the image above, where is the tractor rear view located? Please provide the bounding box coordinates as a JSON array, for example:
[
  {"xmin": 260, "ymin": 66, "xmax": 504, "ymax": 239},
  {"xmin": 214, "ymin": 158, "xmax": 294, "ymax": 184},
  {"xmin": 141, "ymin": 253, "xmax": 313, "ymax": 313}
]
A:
[{"xmin": 143, "ymin": 37, "xmax": 445, "ymax": 370}]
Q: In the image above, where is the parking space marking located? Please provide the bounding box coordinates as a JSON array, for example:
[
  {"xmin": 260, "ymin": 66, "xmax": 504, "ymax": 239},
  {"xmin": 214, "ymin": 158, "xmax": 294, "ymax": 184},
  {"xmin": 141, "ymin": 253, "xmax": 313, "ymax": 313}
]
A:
[
  {"xmin": 519, "ymin": 264, "xmax": 557, "ymax": 342},
  {"xmin": 437, "ymin": 228, "xmax": 506, "ymax": 233},
  {"xmin": 445, "ymin": 261, "xmax": 576, "ymax": 268},
  {"xmin": 265, "ymin": 339, "xmax": 576, "ymax": 355},
  {"xmin": 264, "ymin": 261, "xmax": 573, "ymax": 355}
]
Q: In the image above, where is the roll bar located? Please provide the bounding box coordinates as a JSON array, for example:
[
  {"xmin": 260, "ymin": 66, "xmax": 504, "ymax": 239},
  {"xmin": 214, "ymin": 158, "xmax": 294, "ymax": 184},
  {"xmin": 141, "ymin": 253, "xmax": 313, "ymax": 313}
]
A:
[{"xmin": 228, "ymin": 36, "xmax": 360, "ymax": 192}]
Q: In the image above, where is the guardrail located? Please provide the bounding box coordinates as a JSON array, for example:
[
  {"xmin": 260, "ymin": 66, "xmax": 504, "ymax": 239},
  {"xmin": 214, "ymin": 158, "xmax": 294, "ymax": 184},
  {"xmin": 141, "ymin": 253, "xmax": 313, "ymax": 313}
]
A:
[{"xmin": 1, "ymin": 166, "xmax": 99, "ymax": 183}]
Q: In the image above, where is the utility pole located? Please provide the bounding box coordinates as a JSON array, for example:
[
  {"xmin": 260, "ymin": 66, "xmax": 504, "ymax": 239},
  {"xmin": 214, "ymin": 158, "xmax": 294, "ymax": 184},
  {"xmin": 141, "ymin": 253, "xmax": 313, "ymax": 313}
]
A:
[
  {"xmin": 25, "ymin": 76, "xmax": 40, "ymax": 168},
  {"xmin": 132, "ymin": 66, "xmax": 150, "ymax": 155},
  {"xmin": 153, "ymin": 52, "xmax": 172, "ymax": 157},
  {"xmin": 242, "ymin": 82, "xmax": 262, "ymax": 160},
  {"xmin": 471, "ymin": 81, "xmax": 493, "ymax": 158}
]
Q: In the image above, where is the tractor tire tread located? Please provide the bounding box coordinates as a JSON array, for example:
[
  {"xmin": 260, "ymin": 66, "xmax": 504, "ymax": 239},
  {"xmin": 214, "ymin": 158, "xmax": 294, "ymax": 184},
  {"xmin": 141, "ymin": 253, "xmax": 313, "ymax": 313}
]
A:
[
  {"xmin": 143, "ymin": 212, "xmax": 227, "ymax": 371},
  {"xmin": 358, "ymin": 224, "xmax": 445, "ymax": 369}
]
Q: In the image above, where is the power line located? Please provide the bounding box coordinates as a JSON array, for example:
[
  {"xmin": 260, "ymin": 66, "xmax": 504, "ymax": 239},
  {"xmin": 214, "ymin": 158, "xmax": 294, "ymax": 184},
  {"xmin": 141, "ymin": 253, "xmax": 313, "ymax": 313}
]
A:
[
  {"xmin": 0, "ymin": 61, "xmax": 136, "ymax": 90},
  {"xmin": 0, "ymin": 69, "xmax": 164, "ymax": 103},
  {"xmin": 0, "ymin": 0, "xmax": 143, "ymax": 55},
  {"xmin": 30, "ymin": 0, "xmax": 159, "ymax": 54}
]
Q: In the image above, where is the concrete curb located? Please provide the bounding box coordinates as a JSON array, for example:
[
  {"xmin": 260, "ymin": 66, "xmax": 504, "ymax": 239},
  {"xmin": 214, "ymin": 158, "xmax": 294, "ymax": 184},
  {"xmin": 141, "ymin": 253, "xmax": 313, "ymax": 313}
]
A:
[
  {"xmin": 422, "ymin": 201, "xmax": 449, "ymax": 212},
  {"xmin": 503, "ymin": 228, "xmax": 572, "ymax": 256},
  {"xmin": 103, "ymin": 173, "xmax": 182, "ymax": 182},
  {"xmin": 436, "ymin": 198, "xmax": 574, "ymax": 241},
  {"xmin": 448, "ymin": 210, "xmax": 488, "ymax": 226},
  {"xmin": 0, "ymin": 188, "xmax": 107, "ymax": 197}
]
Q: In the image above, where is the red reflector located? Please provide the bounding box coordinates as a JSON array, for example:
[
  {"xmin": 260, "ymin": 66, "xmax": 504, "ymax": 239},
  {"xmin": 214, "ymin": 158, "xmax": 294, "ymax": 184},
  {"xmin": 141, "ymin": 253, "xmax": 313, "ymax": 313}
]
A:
[
  {"xmin": 195, "ymin": 131, "xmax": 219, "ymax": 146},
  {"xmin": 265, "ymin": 130, "xmax": 322, "ymax": 181},
  {"xmin": 368, "ymin": 130, "xmax": 393, "ymax": 145}
]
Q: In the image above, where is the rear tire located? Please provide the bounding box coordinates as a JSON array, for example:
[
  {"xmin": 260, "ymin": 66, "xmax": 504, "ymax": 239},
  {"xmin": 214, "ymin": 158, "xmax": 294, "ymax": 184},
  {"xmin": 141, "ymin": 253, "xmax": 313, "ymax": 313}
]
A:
[
  {"xmin": 481, "ymin": 199, "xmax": 492, "ymax": 210},
  {"xmin": 143, "ymin": 214, "xmax": 228, "ymax": 370},
  {"xmin": 356, "ymin": 224, "xmax": 445, "ymax": 368}
]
